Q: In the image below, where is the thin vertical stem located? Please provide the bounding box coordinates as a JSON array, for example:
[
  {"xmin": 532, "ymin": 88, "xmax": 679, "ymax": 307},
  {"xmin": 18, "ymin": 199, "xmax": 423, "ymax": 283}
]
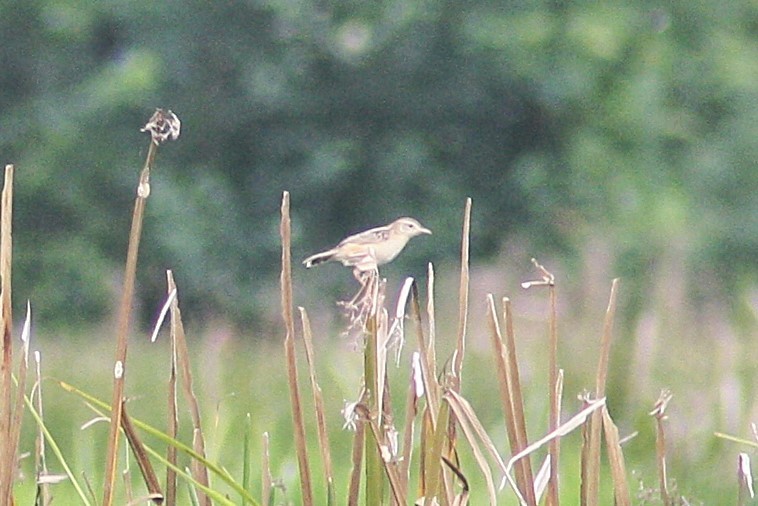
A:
[
  {"xmin": 584, "ymin": 279, "xmax": 621, "ymax": 505},
  {"xmin": 364, "ymin": 306, "xmax": 383, "ymax": 504},
  {"xmin": 452, "ymin": 197, "xmax": 471, "ymax": 385},
  {"xmin": 280, "ymin": 191, "xmax": 314, "ymax": 505},
  {"xmin": 546, "ymin": 281, "xmax": 560, "ymax": 506},
  {"xmin": 524, "ymin": 259, "xmax": 559, "ymax": 506},
  {"xmin": 503, "ymin": 297, "xmax": 537, "ymax": 505},
  {"xmin": 0, "ymin": 165, "xmax": 13, "ymax": 505},
  {"xmin": 102, "ymin": 141, "xmax": 156, "ymax": 506}
]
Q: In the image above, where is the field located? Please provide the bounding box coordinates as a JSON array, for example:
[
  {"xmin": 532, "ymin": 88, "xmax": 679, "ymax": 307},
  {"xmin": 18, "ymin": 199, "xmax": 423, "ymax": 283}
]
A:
[
  {"xmin": 2, "ymin": 179, "xmax": 755, "ymax": 505},
  {"xmin": 11, "ymin": 276, "xmax": 756, "ymax": 505}
]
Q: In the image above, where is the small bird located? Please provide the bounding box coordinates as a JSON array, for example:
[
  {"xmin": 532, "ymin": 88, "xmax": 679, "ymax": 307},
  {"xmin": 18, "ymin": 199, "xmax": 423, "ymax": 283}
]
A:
[{"xmin": 303, "ymin": 217, "xmax": 432, "ymax": 277}]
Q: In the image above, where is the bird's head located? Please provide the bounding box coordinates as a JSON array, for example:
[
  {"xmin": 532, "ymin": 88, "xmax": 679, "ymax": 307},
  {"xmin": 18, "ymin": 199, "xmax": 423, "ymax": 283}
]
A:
[{"xmin": 391, "ymin": 217, "xmax": 432, "ymax": 238}]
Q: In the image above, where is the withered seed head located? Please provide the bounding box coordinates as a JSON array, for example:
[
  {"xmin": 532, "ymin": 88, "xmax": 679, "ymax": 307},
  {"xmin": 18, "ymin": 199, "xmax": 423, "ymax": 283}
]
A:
[{"xmin": 141, "ymin": 108, "xmax": 181, "ymax": 144}]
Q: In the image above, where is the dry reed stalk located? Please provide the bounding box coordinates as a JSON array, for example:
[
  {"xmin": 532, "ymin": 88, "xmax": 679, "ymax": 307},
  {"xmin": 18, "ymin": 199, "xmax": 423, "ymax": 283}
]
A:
[
  {"xmin": 389, "ymin": 277, "xmax": 414, "ymax": 368},
  {"xmin": 279, "ymin": 191, "xmax": 314, "ymax": 504},
  {"xmin": 582, "ymin": 278, "xmax": 621, "ymax": 505},
  {"xmin": 486, "ymin": 296, "xmax": 517, "ymax": 472},
  {"xmin": 419, "ymin": 200, "xmax": 472, "ymax": 505},
  {"xmin": 103, "ymin": 109, "xmax": 179, "ymax": 506},
  {"xmin": 385, "ymin": 278, "xmax": 419, "ymax": 498},
  {"xmin": 595, "ymin": 279, "xmax": 619, "ymax": 401},
  {"xmin": 33, "ymin": 348, "xmax": 53, "ymax": 506},
  {"xmin": 0, "ymin": 170, "xmax": 34, "ymax": 505},
  {"xmin": 261, "ymin": 432, "xmax": 272, "ymax": 506},
  {"xmin": 121, "ymin": 401, "xmax": 163, "ymax": 503},
  {"xmin": 1, "ymin": 301, "xmax": 29, "ymax": 505},
  {"xmin": 0, "ymin": 164, "xmax": 15, "ymax": 505},
  {"xmin": 299, "ymin": 307, "xmax": 336, "ymax": 504},
  {"xmin": 418, "ymin": 413, "xmax": 432, "ymax": 499},
  {"xmin": 523, "ymin": 258, "xmax": 560, "ymax": 505},
  {"xmin": 376, "ymin": 291, "xmax": 391, "ymax": 429},
  {"xmin": 168, "ymin": 271, "xmax": 211, "ymax": 505},
  {"xmin": 363, "ymin": 285, "xmax": 384, "ymax": 503},
  {"xmin": 419, "ymin": 278, "xmax": 459, "ymax": 503},
  {"xmin": 737, "ymin": 453, "xmax": 754, "ymax": 506},
  {"xmin": 426, "ymin": 264, "xmax": 437, "ymax": 385},
  {"xmin": 102, "ymin": 139, "xmax": 154, "ymax": 506},
  {"xmin": 398, "ymin": 355, "xmax": 421, "ymax": 498},
  {"xmin": 359, "ymin": 403, "xmax": 407, "ymax": 504},
  {"xmin": 165, "ymin": 276, "xmax": 179, "ymax": 506},
  {"xmin": 410, "ymin": 283, "xmax": 439, "ymax": 420},
  {"xmin": 9, "ymin": 303, "xmax": 31, "ymax": 504},
  {"xmin": 546, "ymin": 275, "xmax": 559, "ymax": 506},
  {"xmin": 8, "ymin": 312, "xmax": 32, "ymax": 500},
  {"xmin": 441, "ymin": 455, "xmax": 470, "ymax": 506},
  {"xmin": 436, "ymin": 219, "xmax": 465, "ymax": 497},
  {"xmin": 425, "ymin": 400, "xmax": 452, "ymax": 504},
  {"xmin": 443, "ymin": 390, "xmax": 505, "ymax": 505},
  {"xmin": 651, "ymin": 389, "xmax": 673, "ymax": 505},
  {"xmin": 452, "ymin": 197, "xmax": 471, "ymax": 386},
  {"xmin": 409, "ymin": 280, "xmax": 444, "ymax": 502},
  {"xmin": 504, "ymin": 398, "xmax": 607, "ymax": 504},
  {"xmin": 601, "ymin": 407, "xmax": 630, "ymax": 505},
  {"xmin": 579, "ymin": 394, "xmax": 591, "ymax": 505},
  {"xmin": 165, "ymin": 388, "xmax": 178, "ymax": 501},
  {"xmin": 503, "ymin": 297, "xmax": 536, "ymax": 504},
  {"xmin": 486, "ymin": 295, "xmax": 536, "ymax": 505},
  {"xmin": 347, "ymin": 408, "xmax": 366, "ymax": 506}
]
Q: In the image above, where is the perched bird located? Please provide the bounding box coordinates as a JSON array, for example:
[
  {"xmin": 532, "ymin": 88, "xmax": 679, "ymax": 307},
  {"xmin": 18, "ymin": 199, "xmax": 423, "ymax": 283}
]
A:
[{"xmin": 303, "ymin": 217, "xmax": 431, "ymax": 277}]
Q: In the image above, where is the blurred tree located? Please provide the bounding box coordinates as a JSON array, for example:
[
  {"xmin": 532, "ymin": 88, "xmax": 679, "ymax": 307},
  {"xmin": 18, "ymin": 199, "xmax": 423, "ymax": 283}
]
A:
[{"xmin": 0, "ymin": 0, "xmax": 754, "ymax": 328}]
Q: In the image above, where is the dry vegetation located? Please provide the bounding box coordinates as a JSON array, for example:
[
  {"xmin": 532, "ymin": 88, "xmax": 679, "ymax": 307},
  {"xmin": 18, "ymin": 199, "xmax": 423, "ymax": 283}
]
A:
[{"xmin": 0, "ymin": 111, "xmax": 756, "ymax": 505}]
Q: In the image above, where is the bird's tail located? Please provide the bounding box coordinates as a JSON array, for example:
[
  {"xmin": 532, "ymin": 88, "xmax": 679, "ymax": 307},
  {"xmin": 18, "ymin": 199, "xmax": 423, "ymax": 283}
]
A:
[{"xmin": 303, "ymin": 249, "xmax": 336, "ymax": 268}]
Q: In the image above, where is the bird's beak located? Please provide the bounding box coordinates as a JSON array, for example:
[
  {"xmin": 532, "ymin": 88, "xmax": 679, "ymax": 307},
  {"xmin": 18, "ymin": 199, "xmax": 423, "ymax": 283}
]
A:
[{"xmin": 420, "ymin": 226, "xmax": 432, "ymax": 235}]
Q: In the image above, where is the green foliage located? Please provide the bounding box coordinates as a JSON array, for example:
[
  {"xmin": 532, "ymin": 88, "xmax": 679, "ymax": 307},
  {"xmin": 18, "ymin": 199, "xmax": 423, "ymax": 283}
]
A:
[{"xmin": 0, "ymin": 0, "xmax": 754, "ymax": 326}]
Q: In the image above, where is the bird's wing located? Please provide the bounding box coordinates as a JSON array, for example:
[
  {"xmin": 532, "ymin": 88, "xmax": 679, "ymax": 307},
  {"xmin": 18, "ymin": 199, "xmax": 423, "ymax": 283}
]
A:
[
  {"xmin": 337, "ymin": 226, "xmax": 390, "ymax": 247},
  {"xmin": 333, "ymin": 242, "xmax": 379, "ymax": 267}
]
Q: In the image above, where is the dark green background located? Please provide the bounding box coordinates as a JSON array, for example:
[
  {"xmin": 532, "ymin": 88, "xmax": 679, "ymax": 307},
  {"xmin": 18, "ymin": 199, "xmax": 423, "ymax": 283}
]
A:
[{"xmin": 1, "ymin": 1, "xmax": 755, "ymax": 328}]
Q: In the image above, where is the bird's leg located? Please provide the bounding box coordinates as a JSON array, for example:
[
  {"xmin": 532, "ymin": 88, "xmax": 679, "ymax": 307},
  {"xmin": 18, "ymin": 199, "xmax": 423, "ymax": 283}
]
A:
[
  {"xmin": 339, "ymin": 268, "xmax": 380, "ymax": 339},
  {"xmin": 340, "ymin": 268, "xmax": 371, "ymax": 309},
  {"xmin": 356, "ymin": 270, "xmax": 380, "ymax": 319}
]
